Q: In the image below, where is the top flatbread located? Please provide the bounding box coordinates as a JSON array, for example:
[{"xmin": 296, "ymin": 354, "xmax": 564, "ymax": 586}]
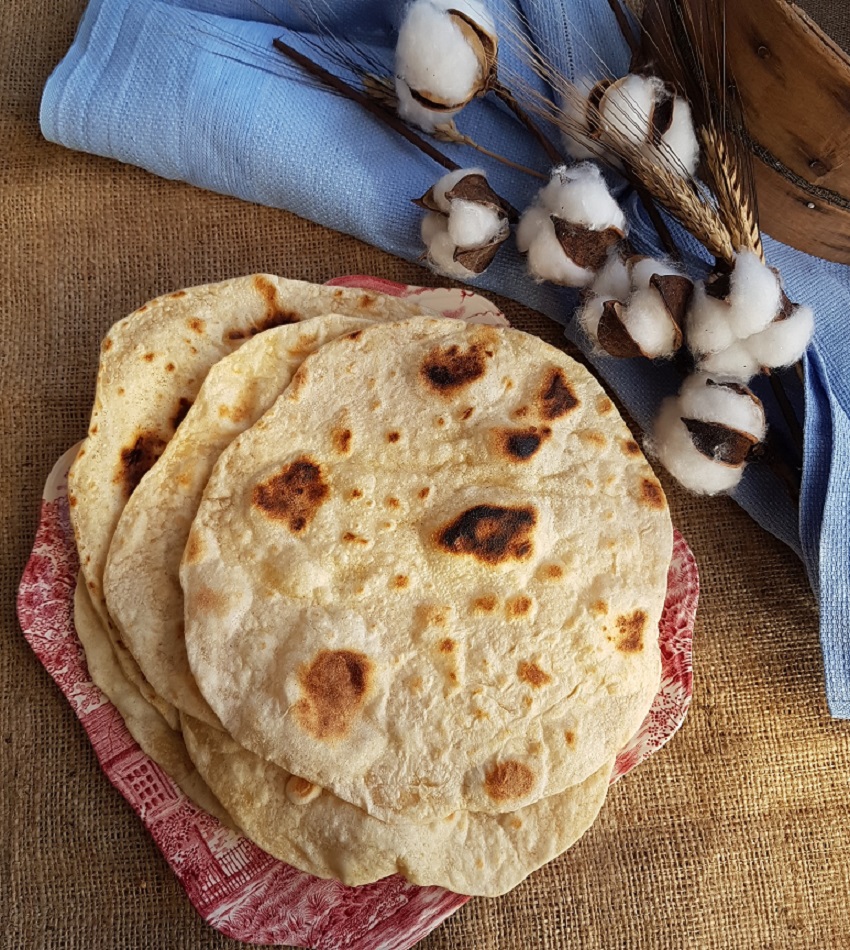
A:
[
  {"xmin": 69, "ymin": 275, "xmax": 433, "ymax": 720},
  {"xmin": 182, "ymin": 317, "xmax": 672, "ymax": 822}
]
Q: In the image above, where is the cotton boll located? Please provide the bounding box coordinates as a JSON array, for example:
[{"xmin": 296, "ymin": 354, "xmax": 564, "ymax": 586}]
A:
[
  {"xmin": 622, "ymin": 288, "xmax": 679, "ymax": 358},
  {"xmin": 526, "ymin": 220, "xmax": 594, "ymax": 286},
  {"xmin": 396, "ymin": 2, "xmax": 485, "ymax": 114},
  {"xmin": 515, "ymin": 205, "xmax": 550, "ymax": 254},
  {"xmin": 686, "ymin": 285, "xmax": 737, "ymax": 356},
  {"xmin": 598, "ymin": 74, "xmax": 662, "ymax": 150},
  {"xmin": 745, "ymin": 304, "xmax": 814, "ymax": 369},
  {"xmin": 430, "ymin": 167, "xmax": 487, "ymax": 213},
  {"xmin": 659, "ymin": 97, "xmax": 700, "ymax": 175},
  {"xmin": 697, "ymin": 342, "xmax": 762, "ymax": 382},
  {"xmin": 591, "ymin": 252, "xmax": 631, "ymax": 301},
  {"xmin": 647, "ymin": 398, "xmax": 746, "ymax": 494},
  {"xmin": 725, "ymin": 249, "xmax": 783, "ymax": 339},
  {"xmin": 539, "ymin": 163, "xmax": 626, "ymax": 233},
  {"xmin": 448, "ymin": 199, "xmax": 506, "ymax": 248},
  {"xmin": 678, "ymin": 373, "xmax": 766, "ymax": 439},
  {"xmin": 560, "ymin": 78, "xmax": 600, "ymax": 161}
]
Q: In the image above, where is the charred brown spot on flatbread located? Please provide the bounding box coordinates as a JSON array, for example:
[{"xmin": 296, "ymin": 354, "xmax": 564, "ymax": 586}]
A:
[
  {"xmin": 142, "ymin": 352, "xmax": 155, "ymax": 362},
  {"xmin": 184, "ymin": 532, "xmax": 204, "ymax": 565},
  {"xmin": 187, "ymin": 318, "xmax": 205, "ymax": 334},
  {"xmin": 496, "ymin": 426, "xmax": 551, "ymax": 461},
  {"xmin": 252, "ymin": 457, "xmax": 329, "ymax": 533},
  {"xmin": 103, "ymin": 338, "xmax": 113, "ymax": 351},
  {"xmin": 539, "ymin": 368, "xmax": 579, "ymax": 419},
  {"xmin": 639, "ymin": 477, "xmax": 666, "ymax": 510},
  {"xmin": 116, "ymin": 431, "xmax": 167, "ymax": 498},
  {"xmin": 165, "ymin": 362, "xmax": 175, "ymax": 372},
  {"xmin": 471, "ymin": 594, "xmax": 498, "ymax": 613},
  {"xmin": 349, "ymin": 488, "xmax": 363, "ymax": 500},
  {"xmin": 615, "ymin": 610, "xmax": 647, "ymax": 653},
  {"xmin": 418, "ymin": 486, "xmax": 430, "ymax": 500},
  {"xmin": 577, "ymin": 429, "xmax": 606, "ymax": 449},
  {"xmin": 171, "ymin": 397, "xmax": 193, "ymax": 431},
  {"xmin": 591, "ymin": 600, "xmax": 609, "ymax": 617},
  {"xmin": 358, "ymin": 293, "xmax": 376, "ymax": 309},
  {"xmin": 484, "ymin": 761, "xmax": 535, "ymax": 802},
  {"xmin": 387, "ymin": 431, "xmax": 400, "ymax": 443},
  {"xmin": 417, "ymin": 604, "xmax": 450, "ymax": 628},
  {"xmin": 420, "ymin": 340, "xmax": 493, "ymax": 396},
  {"xmin": 438, "ymin": 637, "xmax": 456, "ymax": 654},
  {"xmin": 564, "ymin": 730, "xmax": 576, "ymax": 747},
  {"xmin": 170, "ymin": 291, "xmax": 187, "ymax": 299},
  {"xmin": 342, "ymin": 532, "xmax": 369, "ymax": 545},
  {"xmin": 294, "ymin": 649, "xmax": 372, "ymax": 742},
  {"xmin": 385, "ymin": 497, "xmax": 400, "ymax": 509},
  {"xmin": 506, "ymin": 595, "xmax": 533, "ymax": 619},
  {"xmin": 346, "ymin": 330, "xmax": 363, "ymax": 341},
  {"xmin": 540, "ymin": 563, "xmax": 564, "ymax": 581},
  {"xmin": 461, "ymin": 407, "xmax": 474, "ymax": 420},
  {"xmin": 436, "ymin": 505, "xmax": 536, "ymax": 565},
  {"xmin": 517, "ymin": 661, "xmax": 550, "ymax": 687},
  {"xmin": 391, "ymin": 574, "xmax": 409, "ymax": 589},
  {"xmin": 622, "ymin": 439, "xmax": 641, "ymax": 456},
  {"xmin": 251, "ymin": 275, "xmax": 299, "ymax": 333},
  {"xmin": 69, "ymin": 494, "xmax": 77, "ymax": 508},
  {"xmin": 597, "ymin": 395, "xmax": 614, "ymax": 414},
  {"xmin": 332, "ymin": 427, "xmax": 352, "ymax": 455}
]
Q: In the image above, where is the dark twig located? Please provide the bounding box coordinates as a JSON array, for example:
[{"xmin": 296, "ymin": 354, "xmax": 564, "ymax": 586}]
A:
[{"xmin": 272, "ymin": 37, "xmax": 460, "ymax": 173}]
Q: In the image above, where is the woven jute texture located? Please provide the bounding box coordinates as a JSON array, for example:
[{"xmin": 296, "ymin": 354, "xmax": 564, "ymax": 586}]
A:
[{"xmin": 3, "ymin": 3, "xmax": 850, "ymax": 949}]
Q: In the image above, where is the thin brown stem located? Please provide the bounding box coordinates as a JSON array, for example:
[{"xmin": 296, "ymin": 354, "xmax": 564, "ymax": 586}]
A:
[
  {"xmin": 606, "ymin": 0, "xmax": 642, "ymax": 61},
  {"xmin": 636, "ymin": 186, "xmax": 681, "ymax": 261},
  {"xmin": 272, "ymin": 37, "xmax": 459, "ymax": 173},
  {"xmin": 491, "ymin": 81, "xmax": 563, "ymax": 167},
  {"xmin": 444, "ymin": 131, "xmax": 547, "ymax": 180}
]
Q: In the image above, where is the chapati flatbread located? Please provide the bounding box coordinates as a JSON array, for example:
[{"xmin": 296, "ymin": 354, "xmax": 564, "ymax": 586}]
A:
[
  {"xmin": 69, "ymin": 276, "xmax": 433, "ymax": 723},
  {"xmin": 183, "ymin": 318, "xmax": 672, "ymax": 822}
]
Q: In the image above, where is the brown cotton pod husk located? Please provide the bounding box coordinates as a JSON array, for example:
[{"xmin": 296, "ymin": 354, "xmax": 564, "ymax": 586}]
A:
[
  {"xmin": 551, "ymin": 217, "xmax": 624, "ymax": 272},
  {"xmin": 681, "ymin": 417, "xmax": 760, "ymax": 466},
  {"xmin": 596, "ymin": 300, "xmax": 644, "ymax": 358},
  {"xmin": 585, "ymin": 79, "xmax": 613, "ymax": 139},
  {"xmin": 454, "ymin": 234, "xmax": 505, "ymax": 273},
  {"xmin": 650, "ymin": 273, "xmax": 692, "ymax": 341},
  {"xmin": 446, "ymin": 173, "xmax": 512, "ymax": 217}
]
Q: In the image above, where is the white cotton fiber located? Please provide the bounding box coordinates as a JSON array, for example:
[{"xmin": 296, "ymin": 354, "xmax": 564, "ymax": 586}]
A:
[
  {"xmin": 526, "ymin": 221, "xmax": 594, "ymax": 287},
  {"xmin": 678, "ymin": 373, "xmax": 766, "ymax": 438},
  {"xmin": 421, "ymin": 213, "xmax": 475, "ymax": 278},
  {"xmin": 745, "ymin": 304, "xmax": 815, "ymax": 369},
  {"xmin": 591, "ymin": 252, "xmax": 631, "ymax": 301},
  {"xmin": 598, "ymin": 74, "xmax": 661, "ymax": 149},
  {"xmin": 647, "ymin": 397, "xmax": 746, "ymax": 494},
  {"xmin": 630, "ymin": 256, "xmax": 683, "ymax": 291},
  {"xmin": 430, "ymin": 167, "xmax": 487, "ymax": 213},
  {"xmin": 725, "ymin": 250, "xmax": 782, "ymax": 339},
  {"xmin": 622, "ymin": 288, "xmax": 679, "ymax": 358},
  {"xmin": 697, "ymin": 342, "xmax": 762, "ymax": 382},
  {"xmin": 396, "ymin": 79, "xmax": 450, "ymax": 132},
  {"xmin": 686, "ymin": 285, "xmax": 737, "ymax": 356},
  {"xmin": 448, "ymin": 200, "xmax": 505, "ymax": 248},
  {"xmin": 560, "ymin": 78, "xmax": 599, "ymax": 162},
  {"xmin": 421, "ymin": 210, "xmax": 447, "ymax": 245},
  {"xmin": 539, "ymin": 163, "xmax": 626, "ymax": 232},
  {"xmin": 396, "ymin": 1, "xmax": 483, "ymax": 109},
  {"xmin": 515, "ymin": 204, "xmax": 550, "ymax": 254},
  {"xmin": 660, "ymin": 98, "xmax": 700, "ymax": 175},
  {"xmin": 578, "ymin": 294, "xmax": 606, "ymax": 344}
]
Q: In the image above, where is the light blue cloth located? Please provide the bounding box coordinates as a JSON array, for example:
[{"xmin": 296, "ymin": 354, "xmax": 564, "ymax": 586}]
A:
[{"xmin": 41, "ymin": 0, "xmax": 850, "ymax": 716}]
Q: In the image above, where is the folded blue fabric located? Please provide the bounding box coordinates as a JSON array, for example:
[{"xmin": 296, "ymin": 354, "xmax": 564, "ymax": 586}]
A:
[{"xmin": 41, "ymin": 0, "xmax": 850, "ymax": 716}]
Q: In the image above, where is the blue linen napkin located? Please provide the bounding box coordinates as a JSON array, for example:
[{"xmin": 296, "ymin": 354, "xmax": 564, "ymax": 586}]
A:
[{"xmin": 40, "ymin": 0, "xmax": 850, "ymax": 717}]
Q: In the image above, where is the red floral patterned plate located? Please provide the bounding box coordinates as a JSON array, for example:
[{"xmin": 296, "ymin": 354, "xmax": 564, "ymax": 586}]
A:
[{"xmin": 17, "ymin": 280, "xmax": 698, "ymax": 949}]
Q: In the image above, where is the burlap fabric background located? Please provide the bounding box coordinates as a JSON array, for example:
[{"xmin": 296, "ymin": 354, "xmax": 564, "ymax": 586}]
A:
[{"xmin": 3, "ymin": 2, "xmax": 850, "ymax": 948}]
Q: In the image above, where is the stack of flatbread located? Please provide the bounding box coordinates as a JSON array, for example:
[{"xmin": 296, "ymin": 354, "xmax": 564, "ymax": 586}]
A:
[{"xmin": 70, "ymin": 274, "xmax": 673, "ymax": 897}]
